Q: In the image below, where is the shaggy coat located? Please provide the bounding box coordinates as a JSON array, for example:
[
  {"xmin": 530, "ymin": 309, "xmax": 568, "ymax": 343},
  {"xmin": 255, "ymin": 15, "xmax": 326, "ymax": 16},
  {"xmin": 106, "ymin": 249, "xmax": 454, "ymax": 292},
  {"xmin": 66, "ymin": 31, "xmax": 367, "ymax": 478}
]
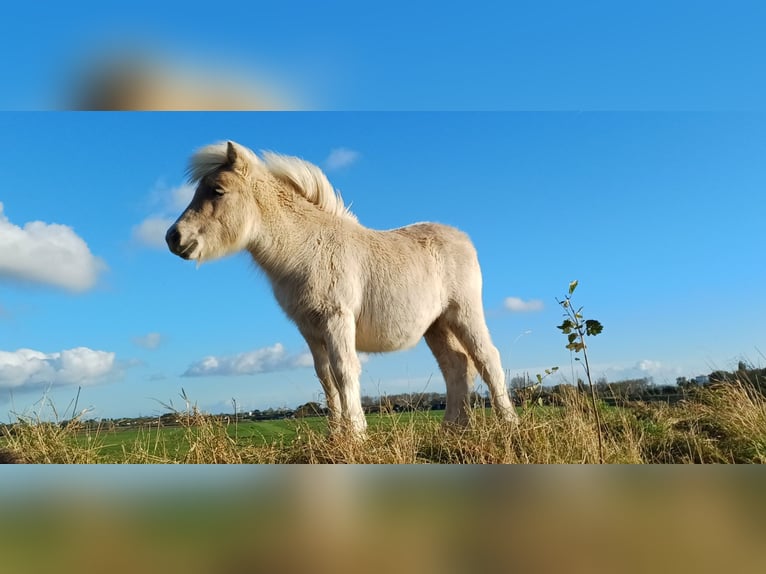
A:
[{"xmin": 166, "ymin": 141, "xmax": 517, "ymax": 434}]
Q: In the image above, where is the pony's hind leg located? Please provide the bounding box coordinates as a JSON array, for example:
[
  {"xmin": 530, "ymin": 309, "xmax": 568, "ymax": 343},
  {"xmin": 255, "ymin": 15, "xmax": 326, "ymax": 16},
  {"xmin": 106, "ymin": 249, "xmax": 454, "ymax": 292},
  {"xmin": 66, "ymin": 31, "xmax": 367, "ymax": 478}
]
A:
[
  {"xmin": 446, "ymin": 306, "xmax": 519, "ymax": 425},
  {"xmin": 424, "ymin": 318, "xmax": 476, "ymax": 426}
]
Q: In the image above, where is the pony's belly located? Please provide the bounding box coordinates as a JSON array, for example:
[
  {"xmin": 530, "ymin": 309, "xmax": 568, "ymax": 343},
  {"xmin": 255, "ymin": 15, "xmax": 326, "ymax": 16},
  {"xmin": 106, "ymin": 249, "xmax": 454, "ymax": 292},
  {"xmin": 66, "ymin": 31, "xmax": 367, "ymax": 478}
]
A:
[
  {"xmin": 354, "ymin": 289, "xmax": 444, "ymax": 353},
  {"xmin": 354, "ymin": 318, "xmax": 430, "ymax": 353},
  {"xmin": 355, "ymin": 333, "xmax": 420, "ymax": 353}
]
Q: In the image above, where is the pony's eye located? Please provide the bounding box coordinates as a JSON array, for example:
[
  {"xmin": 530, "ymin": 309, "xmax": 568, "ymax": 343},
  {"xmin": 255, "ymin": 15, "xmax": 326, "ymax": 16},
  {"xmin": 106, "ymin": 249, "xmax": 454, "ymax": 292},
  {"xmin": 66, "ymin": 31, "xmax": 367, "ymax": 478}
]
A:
[{"xmin": 213, "ymin": 188, "xmax": 225, "ymax": 196}]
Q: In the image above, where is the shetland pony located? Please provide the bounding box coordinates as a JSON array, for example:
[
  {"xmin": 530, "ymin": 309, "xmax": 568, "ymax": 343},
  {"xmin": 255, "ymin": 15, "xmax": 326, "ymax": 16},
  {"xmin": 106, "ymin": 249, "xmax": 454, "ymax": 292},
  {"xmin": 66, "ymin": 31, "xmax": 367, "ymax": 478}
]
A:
[{"xmin": 166, "ymin": 141, "xmax": 517, "ymax": 434}]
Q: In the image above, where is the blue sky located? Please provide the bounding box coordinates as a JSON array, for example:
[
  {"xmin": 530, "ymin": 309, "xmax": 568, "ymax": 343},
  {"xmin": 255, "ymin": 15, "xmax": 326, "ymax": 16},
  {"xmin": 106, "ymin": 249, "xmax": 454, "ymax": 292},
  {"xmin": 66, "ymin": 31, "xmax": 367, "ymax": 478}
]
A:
[{"xmin": 0, "ymin": 112, "xmax": 763, "ymax": 420}]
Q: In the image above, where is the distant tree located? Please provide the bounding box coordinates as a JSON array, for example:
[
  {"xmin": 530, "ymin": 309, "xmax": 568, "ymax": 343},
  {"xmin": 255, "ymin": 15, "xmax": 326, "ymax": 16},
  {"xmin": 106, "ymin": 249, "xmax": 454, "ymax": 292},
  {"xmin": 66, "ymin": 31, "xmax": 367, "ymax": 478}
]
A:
[
  {"xmin": 380, "ymin": 396, "xmax": 394, "ymax": 413},
  {"xmin": 428, "ymin": 394, "xmax": 447, "ymax": 409},
  {"xmin": 738, "ymin": 360, "xmax": 752, "ymax": 373},
  {"xmin": 708, "ymin": 370, "xmax": 731, "ymax": 384},
  {"xmin": 678, "ymin": 376, "xmax": 702, "ymax": 391},
  {"xmin": 294, "ymin": 402, "xmax": 323, "ymax": 418},
  {"xmin": 509, "ymin": 374, "xmax": 531, "ymax": 389}
]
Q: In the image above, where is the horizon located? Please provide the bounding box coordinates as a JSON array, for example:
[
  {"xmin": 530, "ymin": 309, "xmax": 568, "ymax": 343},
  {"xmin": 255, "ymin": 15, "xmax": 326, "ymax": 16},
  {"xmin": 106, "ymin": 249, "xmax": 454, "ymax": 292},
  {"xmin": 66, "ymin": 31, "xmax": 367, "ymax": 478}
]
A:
[{"xmin": 1, "ymin": 112, "xmax": 763, "ymax": 421}]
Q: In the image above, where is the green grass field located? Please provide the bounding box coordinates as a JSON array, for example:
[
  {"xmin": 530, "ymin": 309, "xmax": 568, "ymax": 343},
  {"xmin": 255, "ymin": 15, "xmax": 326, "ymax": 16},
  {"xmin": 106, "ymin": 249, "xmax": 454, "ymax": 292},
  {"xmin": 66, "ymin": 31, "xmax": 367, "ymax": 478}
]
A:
[
  {"xmin": 3, "ymin": 382, "xmax": 766, "ymax": 463},
  {"xmin": 93, "ymin": 416, "xmax": 335, "ymax": 461},
  {"xmin": 2, "ymin": 409, "xmax": 450, "ymax": 463},
  {"xmin": 101, "ymin": 410, "xmax": 447, "ymax": 460}
]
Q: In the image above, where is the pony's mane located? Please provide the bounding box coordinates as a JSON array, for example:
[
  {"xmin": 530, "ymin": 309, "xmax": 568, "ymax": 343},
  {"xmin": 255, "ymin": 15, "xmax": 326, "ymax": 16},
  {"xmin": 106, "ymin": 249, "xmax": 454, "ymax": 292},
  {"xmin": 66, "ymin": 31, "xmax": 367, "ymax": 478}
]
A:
[{"xmin": 187, "ymin": 142, "xmax": 357, "ymax": 222}]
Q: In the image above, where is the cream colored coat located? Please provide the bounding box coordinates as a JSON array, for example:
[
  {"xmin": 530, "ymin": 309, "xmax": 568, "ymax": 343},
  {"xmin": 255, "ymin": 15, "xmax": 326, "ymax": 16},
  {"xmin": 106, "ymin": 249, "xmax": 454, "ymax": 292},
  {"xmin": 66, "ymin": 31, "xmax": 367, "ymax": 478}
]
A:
[{"xmin": 166, "ymin": 141, "xmax": 517, "ymax": 434}]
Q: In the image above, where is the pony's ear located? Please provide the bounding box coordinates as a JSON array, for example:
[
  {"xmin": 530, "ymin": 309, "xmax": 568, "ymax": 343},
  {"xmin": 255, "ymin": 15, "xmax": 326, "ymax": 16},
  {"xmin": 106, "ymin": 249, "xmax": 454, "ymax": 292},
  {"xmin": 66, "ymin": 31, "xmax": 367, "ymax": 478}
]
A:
[
  {"xmin": 225, "ymin": 140, "xmax": 258, "ymax": 175},
  {"xmin": 226, "ymin": 141, "xmax": 239, "ymax": 165}
]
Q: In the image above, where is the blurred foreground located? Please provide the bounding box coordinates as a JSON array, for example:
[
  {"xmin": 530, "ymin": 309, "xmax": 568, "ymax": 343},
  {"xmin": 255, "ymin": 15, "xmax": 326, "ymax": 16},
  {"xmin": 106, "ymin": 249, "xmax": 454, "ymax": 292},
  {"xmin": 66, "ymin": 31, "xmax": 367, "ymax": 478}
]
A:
[
  {"xmin": 66, "ymin": 50, "xmax": 301, "ymax": 110},
  {"xmin": 1, "ymin": 466, "xmax": 765, "ymax": 574}
]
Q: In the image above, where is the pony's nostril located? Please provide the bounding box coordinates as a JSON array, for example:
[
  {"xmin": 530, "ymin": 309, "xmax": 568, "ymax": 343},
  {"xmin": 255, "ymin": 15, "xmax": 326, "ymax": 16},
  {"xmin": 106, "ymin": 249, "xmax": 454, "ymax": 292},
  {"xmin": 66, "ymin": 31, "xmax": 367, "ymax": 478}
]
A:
[
  {"xmin": 166, "ymin": 226, "xmax": 198, "ymax": 259},
  {"xmin": 166, "ymin": 226, "xmax": 181, "ymax": 251}
]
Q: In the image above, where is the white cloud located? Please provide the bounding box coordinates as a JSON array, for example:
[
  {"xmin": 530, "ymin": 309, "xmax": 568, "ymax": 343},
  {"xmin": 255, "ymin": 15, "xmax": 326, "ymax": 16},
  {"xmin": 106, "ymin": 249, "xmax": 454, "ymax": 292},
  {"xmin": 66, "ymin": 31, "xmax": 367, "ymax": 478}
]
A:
[
  {"xmin": 134, "ymin": 183, "xmax": 195, "ymax": 249},
  {"xmin": 133, "ymin": 332, "xmax": 163, "ymax": 350},
  {"xmin": 170, "ymin": 183, "xmax": 195, "ymax": 212},
  {"xmin": 0, "ymin": 347, "xmax": 116, "ymax": 390},
  {"xmin": 0, "ymin": 203, "xmax": 106, "ymax": 292},
  {"xmin": 638, "ymin": 359, "xmax": 662, "ymax": 372},
  {"xmin": 132, "ymin": 217, "xmax": 174, "ymax": 249},
  {"xmin": 595, "ymin": 360, "xmax": 686, "ymax": 385},
  {"xmin": 504, "ymin": 296, "xmax": 544, "ymax": 313},
  {"xmin": 183, "ymin": 343, "xmax": 314, "ymax": 377},
  {"xmin": 324, "ymin": 148, "xmax": 360, "ymax": 170}
]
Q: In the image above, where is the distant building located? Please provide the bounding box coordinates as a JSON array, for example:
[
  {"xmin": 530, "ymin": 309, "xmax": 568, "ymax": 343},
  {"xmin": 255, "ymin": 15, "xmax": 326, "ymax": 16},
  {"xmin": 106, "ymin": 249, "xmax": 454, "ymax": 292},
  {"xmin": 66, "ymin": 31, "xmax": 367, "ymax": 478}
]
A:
[{"xmin": 694, "ymin": 375, "xmax": 709, "ymax": 385}]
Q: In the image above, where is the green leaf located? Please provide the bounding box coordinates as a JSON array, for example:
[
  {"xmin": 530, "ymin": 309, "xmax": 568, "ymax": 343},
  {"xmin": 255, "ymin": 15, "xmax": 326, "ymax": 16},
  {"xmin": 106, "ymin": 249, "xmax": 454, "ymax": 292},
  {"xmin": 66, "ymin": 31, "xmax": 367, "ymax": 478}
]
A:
[
  {"xmin": 567, "ymin": 333, "xmax": 578, "ymax": 344},
  {"xmin": 557, "ymin": 319, "xmax": 574, "ymax": 333},
  {"xmin": 536, "ymin": 373, "xmax": 543, "ymax": 384},
  {"xmin": 585, "ymin": 319, "xmax": 604, "ymax": 336},
  {"xmin": 568, "ymin": 280, "xmax": 578, "ymax": 295}
]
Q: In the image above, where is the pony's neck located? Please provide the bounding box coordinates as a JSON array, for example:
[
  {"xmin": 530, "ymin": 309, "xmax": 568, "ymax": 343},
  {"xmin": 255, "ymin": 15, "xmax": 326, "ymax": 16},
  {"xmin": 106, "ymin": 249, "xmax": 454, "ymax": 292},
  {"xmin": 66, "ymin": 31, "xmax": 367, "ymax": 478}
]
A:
[{"xmin": 246, "ymin": 179, "xmax": 339, "ymax": 280}]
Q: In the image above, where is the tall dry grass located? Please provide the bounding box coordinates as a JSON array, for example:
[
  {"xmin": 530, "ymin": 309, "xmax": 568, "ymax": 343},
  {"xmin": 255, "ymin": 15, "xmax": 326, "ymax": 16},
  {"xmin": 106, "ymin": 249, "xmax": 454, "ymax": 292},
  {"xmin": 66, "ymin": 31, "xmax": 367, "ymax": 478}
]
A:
[
  {"xmin": 0, "ymin": 395, "xmax": 105, "ymax": 463},
  {"xmin": 2, "ymin": 377, "xmax": 765, "ymax": 463}
]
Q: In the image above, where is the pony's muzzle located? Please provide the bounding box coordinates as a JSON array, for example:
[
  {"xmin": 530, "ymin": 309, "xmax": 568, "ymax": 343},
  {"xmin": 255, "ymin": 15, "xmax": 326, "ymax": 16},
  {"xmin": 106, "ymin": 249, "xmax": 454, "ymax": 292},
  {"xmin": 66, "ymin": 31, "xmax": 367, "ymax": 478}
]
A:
[{"xmin": 165, "ymin": 225, "xmax": 197, "ymax": 259}]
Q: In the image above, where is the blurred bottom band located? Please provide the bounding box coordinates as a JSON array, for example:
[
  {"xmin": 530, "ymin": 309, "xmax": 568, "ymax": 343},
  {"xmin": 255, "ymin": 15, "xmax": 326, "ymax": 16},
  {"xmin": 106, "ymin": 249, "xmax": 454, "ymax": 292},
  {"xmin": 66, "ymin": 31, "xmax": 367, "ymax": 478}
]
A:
[{"xmin": 0, "ymin": 466, "xmax": 764, "ymax": 574}]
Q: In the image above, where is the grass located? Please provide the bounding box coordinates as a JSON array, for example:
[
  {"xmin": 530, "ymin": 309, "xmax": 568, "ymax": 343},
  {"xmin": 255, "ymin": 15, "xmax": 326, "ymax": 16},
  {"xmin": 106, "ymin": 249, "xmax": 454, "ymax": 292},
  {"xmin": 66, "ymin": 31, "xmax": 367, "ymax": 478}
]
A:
[{"xmin": 2, "ymin": 377, "xmax": 765, "ymax": 463}]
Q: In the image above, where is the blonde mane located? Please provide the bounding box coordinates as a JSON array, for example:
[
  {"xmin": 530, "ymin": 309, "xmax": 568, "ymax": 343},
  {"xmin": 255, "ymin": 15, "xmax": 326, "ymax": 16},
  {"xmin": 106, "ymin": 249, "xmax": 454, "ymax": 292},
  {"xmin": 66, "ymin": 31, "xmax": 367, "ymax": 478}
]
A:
[{"xmin": 187, "ymin": 142, "xmax": 357, "ymax": 222}]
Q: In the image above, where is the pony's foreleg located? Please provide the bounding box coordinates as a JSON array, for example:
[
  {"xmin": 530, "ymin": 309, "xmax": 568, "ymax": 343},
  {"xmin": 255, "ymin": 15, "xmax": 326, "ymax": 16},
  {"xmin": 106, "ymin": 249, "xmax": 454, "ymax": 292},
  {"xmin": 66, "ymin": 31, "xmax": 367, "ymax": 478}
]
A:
[
  {"xmin": 324, "ymin": 312, "xmax": 367, "ymax": 436},
  {"xmin": 307, "ymin": 342, "xmax": 343, "ymax": 431},
  {"xmin": 425, "ymin": 319, "xmax": 476, "ymax": 426}
]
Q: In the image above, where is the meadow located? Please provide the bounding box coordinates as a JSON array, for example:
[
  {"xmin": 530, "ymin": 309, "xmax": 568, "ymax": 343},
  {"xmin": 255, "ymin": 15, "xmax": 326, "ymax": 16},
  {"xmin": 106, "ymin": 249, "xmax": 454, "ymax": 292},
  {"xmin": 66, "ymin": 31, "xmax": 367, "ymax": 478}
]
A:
[{"xmin": 2, "ymin": 378, "xmax": 765, "ymax": 463}]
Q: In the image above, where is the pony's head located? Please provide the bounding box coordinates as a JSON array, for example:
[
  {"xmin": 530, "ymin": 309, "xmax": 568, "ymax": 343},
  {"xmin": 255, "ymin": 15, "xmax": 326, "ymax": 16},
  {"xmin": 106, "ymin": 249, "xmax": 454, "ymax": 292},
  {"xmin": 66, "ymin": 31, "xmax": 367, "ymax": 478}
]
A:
[
  {"xmin": 166, "ymin": 140, "xmax": 356, "ymax": 264},
  {"xmin": 166, "ymin": 141, "xmax": 262, "ymax": 263}
]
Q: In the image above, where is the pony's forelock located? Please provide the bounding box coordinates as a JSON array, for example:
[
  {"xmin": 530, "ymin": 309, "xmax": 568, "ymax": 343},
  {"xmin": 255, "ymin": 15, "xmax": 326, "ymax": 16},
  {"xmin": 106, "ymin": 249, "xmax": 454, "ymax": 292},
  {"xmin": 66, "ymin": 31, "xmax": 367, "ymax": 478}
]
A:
[{"xmin": 186, "ymin": 141, "xmax": 260, "ymax": 184}]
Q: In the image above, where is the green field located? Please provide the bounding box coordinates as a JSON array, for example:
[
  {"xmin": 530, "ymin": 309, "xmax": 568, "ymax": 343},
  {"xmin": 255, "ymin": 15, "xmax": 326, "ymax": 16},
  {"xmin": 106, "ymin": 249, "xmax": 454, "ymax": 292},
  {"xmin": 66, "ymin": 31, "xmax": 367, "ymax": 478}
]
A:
[
  {"xmin": 2, "ymin": 409, "xmax": 450, "ymax": 463},
  {"xmin": 94, "ymin": 416, "xmax": 336, "ymax": 461},
  {"xmin": 91, "ymin": 417, "xmax": 325, "ymax": 462},
  {"xmin": 4, "ymin": 382, "xmax": 766, "ymax": 463}
]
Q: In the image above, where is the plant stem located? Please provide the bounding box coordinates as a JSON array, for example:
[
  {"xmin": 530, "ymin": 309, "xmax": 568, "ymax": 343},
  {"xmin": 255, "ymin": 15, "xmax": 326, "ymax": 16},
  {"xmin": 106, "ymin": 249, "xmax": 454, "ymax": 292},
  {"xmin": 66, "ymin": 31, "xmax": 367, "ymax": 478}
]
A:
[{"xmin": 577, "ymin": 322, "xmax": 604, "ymax": 464}]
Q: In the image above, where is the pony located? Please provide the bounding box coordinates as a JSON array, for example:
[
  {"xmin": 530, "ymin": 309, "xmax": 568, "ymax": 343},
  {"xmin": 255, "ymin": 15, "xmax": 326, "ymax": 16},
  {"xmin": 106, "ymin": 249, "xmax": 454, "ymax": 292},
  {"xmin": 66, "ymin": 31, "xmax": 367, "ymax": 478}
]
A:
[{"xmin": 166, "ymin": 141, "xmax": 517, "ymax": 435}]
